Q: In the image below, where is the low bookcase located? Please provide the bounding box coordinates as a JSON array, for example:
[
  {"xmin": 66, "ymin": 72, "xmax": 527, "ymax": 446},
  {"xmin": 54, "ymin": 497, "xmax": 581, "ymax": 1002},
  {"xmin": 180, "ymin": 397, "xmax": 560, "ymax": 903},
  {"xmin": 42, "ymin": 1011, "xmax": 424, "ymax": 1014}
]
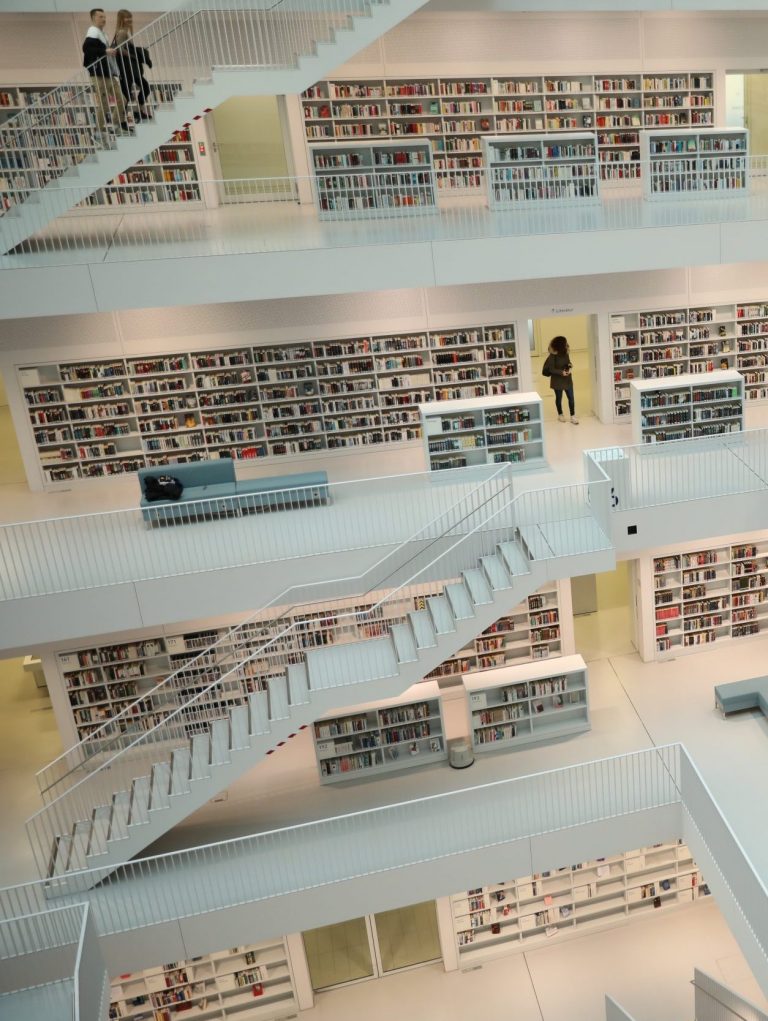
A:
[
  {"xmin": 482, "ymin": 132, "xmax": 599, "ymax": 208},
  {"xmin": 312, "ymin": 681, "xmax": 447, "ymax": 783},
  {"xmin": 640, "ymin": 127, "xmax": 748, "ymax": 200},
  {"xmin": 629, "ymin": 369, "xmax": 744, "ymax": 444},
  {"xmin": 463, "ymin": 654, "xmax": 589, "ymax": 753}
]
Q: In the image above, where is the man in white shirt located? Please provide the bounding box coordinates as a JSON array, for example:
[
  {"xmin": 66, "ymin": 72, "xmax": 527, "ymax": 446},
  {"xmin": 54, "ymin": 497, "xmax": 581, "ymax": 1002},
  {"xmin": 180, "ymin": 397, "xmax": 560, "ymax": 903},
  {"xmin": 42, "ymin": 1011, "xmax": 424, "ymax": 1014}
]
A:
[{"xmin": 82, "ymin": 8, "xmax": 128, "ymax": 137}]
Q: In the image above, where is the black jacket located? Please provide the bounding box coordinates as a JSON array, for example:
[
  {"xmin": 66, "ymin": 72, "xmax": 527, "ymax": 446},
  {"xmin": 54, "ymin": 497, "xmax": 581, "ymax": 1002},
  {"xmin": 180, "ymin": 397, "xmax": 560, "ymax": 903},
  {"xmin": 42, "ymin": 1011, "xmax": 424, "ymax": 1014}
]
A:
[
  {"xmin": 542, "ymin": 350, "xmax": 573, "ymax": 391},
  {"xmin": 113, "ymin": 39, "xmax": 152, "ymax": 87},
  {"xmin": 83, "ymin": 34, "xmax": 111, "ymax": 78}
]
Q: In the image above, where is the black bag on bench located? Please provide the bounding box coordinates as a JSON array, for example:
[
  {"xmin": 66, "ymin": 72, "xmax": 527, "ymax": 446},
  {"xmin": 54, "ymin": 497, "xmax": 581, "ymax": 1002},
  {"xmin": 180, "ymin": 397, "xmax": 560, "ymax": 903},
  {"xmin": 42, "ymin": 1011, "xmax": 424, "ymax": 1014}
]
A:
[{"xmin": 143, "ymin": 474, "xmax": 184, "ymax": 502}]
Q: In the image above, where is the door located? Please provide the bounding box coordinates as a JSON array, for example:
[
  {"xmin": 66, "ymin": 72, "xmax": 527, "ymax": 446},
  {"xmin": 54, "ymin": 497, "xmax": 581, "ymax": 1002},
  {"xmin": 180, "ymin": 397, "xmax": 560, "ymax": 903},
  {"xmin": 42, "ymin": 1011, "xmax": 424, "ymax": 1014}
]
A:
[
  {"xmin": 302, "ymin": 901, "xmax": 442, "ymax": 992},
  {"xmin": 208, "ymin": 95, "xmax": 294, "ymax": 201},
  {"xmin": 530, "ymin": 314, "xmax": 595, "ymax": 422}
]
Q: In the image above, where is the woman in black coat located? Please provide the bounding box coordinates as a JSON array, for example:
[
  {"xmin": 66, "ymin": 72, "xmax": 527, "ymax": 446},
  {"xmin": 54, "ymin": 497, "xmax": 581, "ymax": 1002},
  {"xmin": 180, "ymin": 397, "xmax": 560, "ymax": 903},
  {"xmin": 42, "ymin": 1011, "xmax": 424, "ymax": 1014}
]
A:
[
  {"xmin": 542, "ymin": 335, "xmax": 579, "ymax": 424},
  {"xmin": 112, "ymin": 10, "xmax": 153, "ymax": 121}
]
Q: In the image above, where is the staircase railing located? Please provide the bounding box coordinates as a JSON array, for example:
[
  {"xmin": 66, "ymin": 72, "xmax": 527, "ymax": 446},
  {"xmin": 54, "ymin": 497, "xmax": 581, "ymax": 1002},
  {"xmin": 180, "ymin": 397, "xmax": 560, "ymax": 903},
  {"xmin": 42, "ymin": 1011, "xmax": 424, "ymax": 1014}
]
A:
[
  {"xmin": 0, "ymin": 0, "xmax": 383, "ymax": 213},
  {"xmin": 26, "ymin": 472, "xmax": 611, "ymax": 879},
  {"xmin": 36, "ymin": 462, "xmax": 513, "ymax": 801}
]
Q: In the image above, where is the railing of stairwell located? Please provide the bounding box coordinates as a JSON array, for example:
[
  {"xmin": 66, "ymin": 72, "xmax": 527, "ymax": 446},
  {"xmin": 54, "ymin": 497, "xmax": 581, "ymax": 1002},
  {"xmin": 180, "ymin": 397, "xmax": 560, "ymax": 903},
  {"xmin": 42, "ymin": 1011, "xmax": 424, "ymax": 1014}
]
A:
[
  {"xmin": 11, "ymin": 745, "xmax": 683, "ymax": 928},
  {"xmin": 604, "ymin": 997, "xmax": 638, "ymax": 1021},
  {"xmin": 693, "ymin": 969, "xmax": 768, "ymax": 1021},
  {"xmin": 0, "ymin": 0, "xmax": 380, "ymax": 215},
  {"xmin": 584, "ymin": 427, "xmax": 768, "ymax": 513},
  {"xmin": 3, "ymin": 158, "xmax": 768, "ymax": 262},
  {"xmin": 34, "ymin": 462, "xmax": 513, "ymax": 802},
  {"xmin": 0, "ymin": 464, "xmax": 503, "ymax": 601},
  {"xmin": 25, "ymin": 475, "xmax": 608, "ymax": 879}
]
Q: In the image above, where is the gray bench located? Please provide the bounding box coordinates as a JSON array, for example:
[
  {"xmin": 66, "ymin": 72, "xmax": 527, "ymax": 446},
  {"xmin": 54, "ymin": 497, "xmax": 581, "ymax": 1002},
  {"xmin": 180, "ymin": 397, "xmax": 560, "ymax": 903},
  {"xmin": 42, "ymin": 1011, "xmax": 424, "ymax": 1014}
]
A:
[
  {"xmin": 714, "ymin": 677, "xmax": 768, "ymax": 717},
  {"xmin": 139, "ymin": 461, "xmax": 330, "ymax": 526}
]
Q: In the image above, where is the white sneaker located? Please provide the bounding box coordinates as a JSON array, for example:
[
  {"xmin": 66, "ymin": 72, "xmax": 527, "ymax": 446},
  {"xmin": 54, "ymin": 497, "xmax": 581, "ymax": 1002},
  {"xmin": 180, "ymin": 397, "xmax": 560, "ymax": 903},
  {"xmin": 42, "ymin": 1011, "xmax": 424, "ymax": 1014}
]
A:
[
  {"xmin": 558, "ymin": 414, "xmax": 566, "ymax": 423},
  {"xmin": 571, "ymin": 416, "xmax": 579, "ymax": 425}
]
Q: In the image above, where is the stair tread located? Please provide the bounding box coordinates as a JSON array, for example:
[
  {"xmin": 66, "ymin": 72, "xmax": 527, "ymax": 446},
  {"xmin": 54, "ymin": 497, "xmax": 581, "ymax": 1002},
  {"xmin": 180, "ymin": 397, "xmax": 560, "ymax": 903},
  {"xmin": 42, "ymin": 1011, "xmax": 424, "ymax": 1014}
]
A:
[
  {"xmin": 408, "ymin": 609, "xmax": 437, "ymax": 649},
  {"xmin": 287, "ymin": 662, "xmax": 310, "ymax": 705},
  {"xmin": 50, "ymin": 834, "xmax": 73, "ymax": 877},
  {"xmin": 445, "ymin": 583, "xmax": 475, "ymax": 620},
  {"xmin": 129, "ymin": 775, "xmax": 151, "ymax": 826},
  {"xmin": 306, "ymin": 636, "xmax": 399, "ymax": 689},
  {"xmin": 88, "ymin": 805, "xmax": 111, "ymax": 858},
  {"xmin": 109, "ymin": 791, "xmax": 130, "ymax": 842},
  {"xmin": 426, "ymin": 595, "xmax": 455, "ymax": 635},
  {"xmin": 499, "ymin": 541, "xmax": 531, "ymax": 577},
  {"xmin": 480, "ymin": 554, "xmax": 512, "ymax": 591},
  {"xmin": 170, "ymin": 748, "xmax": 192, "ymax": 795},
  {"xmin": 463, "ymin": 568, "xmax": 494, "ymax": 606},
  {"xmin": 391, "ymin": 622, "xmax": 418, "ymax": 663}
]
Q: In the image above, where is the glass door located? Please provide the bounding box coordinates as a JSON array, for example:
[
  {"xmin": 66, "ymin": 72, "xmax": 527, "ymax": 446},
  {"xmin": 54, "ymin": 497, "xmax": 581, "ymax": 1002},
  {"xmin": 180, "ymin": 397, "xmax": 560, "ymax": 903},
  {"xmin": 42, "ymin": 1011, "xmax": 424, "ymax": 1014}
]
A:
[
  {"xmin": 303, "ymin": 916, "xmax": 376, "ymax": 991},
  {"xmin": 371, "ymin": 901, "xmax": 442, "ymax": 973}
]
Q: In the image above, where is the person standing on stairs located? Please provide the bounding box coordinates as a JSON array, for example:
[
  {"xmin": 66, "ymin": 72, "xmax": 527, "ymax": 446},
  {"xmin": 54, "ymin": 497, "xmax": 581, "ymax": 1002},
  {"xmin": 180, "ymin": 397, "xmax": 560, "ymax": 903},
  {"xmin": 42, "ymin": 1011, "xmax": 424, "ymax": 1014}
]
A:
[
  {"xmin": 83, "ymin": 8, "xmax": 130, "ymax": 139},
  {"xmin": 112, "ymin": 10, "xmax": 154, "ymax": 122},
  {"xmin": 542, "ymin": 335, "xmax": 579, "ymax": 424}
]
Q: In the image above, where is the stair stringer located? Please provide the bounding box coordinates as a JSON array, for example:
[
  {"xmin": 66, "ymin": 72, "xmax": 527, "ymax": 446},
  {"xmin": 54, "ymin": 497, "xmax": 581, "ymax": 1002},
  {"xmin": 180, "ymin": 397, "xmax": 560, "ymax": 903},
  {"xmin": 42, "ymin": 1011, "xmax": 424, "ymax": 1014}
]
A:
[{"xmin": 0, "ymin": 0, "xmax": 428, "ymax": 254}]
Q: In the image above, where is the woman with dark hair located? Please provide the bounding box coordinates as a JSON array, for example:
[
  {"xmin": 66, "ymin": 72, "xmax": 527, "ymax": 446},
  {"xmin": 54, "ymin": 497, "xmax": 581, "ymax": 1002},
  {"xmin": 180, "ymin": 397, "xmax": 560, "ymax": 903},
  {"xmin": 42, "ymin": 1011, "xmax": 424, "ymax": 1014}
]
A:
[
  {"xmin": 542, "ymin": 335, "xmax": 578, "ymax": 424},
  {"xmin": 112, "ymin": 9, "xmax": 153, "ymax": 121}
]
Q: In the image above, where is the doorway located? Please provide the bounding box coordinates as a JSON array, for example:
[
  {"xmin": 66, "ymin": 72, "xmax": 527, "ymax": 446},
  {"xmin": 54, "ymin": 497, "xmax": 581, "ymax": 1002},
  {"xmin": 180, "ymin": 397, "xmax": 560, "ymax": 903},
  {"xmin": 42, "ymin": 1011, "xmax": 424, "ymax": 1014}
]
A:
[
  {"xmin": 572, "ymin": 563, "xmax": 636, "ymax": 662},
  {"xmin": 0, "ymin": 371, "xmax": 26, "ymax": 486},
  {"xmin": 529, "ymin": 314, "xmax": 596, "ymax": 424},
  {"xmin": 726, "ymin": 71, "xmax": 768, "ymax": 155},
  {"xmin": 302, "ymin": 901, "xmax": 442, "ymax": 992},
  {"xmin": 208, "ymin": 95, "xmax": 293, "ymax": 200}
]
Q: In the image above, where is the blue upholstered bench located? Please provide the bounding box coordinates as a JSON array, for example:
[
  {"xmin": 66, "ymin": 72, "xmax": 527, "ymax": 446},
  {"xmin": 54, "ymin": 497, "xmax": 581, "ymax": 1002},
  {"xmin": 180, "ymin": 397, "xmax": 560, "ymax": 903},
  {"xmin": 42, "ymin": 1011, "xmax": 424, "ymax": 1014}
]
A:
[
  {"xmin": 139, "ymin": 461, "xmax": 330, "ymax": 526},
  {"xmin": 714, "ymin": 677, "xmax": 768, "ymax": 717}
]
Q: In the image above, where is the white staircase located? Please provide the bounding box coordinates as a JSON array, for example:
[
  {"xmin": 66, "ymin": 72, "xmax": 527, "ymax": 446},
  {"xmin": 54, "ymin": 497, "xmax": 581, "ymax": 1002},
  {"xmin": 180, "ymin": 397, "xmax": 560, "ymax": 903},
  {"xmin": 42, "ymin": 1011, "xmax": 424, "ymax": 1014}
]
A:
[
  {"xmin": 0, "ymin": 0, "xmax": 428, "ymax": 254},
  {"xmin": 41, "ymin": 537, "xmax": 568, "ymax": 884}
]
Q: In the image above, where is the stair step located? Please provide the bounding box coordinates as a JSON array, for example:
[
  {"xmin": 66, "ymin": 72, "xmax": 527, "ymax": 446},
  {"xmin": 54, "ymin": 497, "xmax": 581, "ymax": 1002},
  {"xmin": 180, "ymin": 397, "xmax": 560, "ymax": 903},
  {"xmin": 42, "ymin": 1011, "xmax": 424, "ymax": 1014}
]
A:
[
  {"xmin": 129, "ymin": 776, "xmax": 151, "ymax": 826},
  {"xmin": 190, "ymin": 735, "xmax": 212, "ymax": 780},
  {"xmin": 480, "ymin": 554, "xmax": 513, "ymax": 592},
  {"xmin": 210, "ymin": 719, "xmax": 231, "ymax": 766},
  {"xmin": 230, "ymin": 705, "xmax": 250, "ymax": 751},
  {"xmin": 109, "ymin": 791, "xmax": 130, "ymax": 842},
  {"xmin": 462, "ymin": 568, "xmax": 494, "ymax": 606},
  {"xmin": 426, "ymin": 594, "xmax": 455, "ymax": 635},
  {"xmin": 287, "ymin": 662, "xmax": 310, "ymax": 706},
  {"xmin": 70, "ymin": 820, "xmax": 91, "ymax": 871},
  {"xmin": 445, "ymin": 582, "xmax": 475, "ymax": 621},
  {"xmin": 88, "ymin": 805, "xmax": 111, "ymax": 857},
  {"xmin": 391, "ymin": 622, "xmax": 418, "ymax": 664},
  {"xmin": 170, "ymin": 748, "xmax": 192, "ymax": 796},
  {"xmin": 499, "ymin": 541, "xmax": 530, "ymax": 577},
  {"xmin": 50, "ymin": 834, "xmax": 73, "ymax": 877},
  {"xmin": 248, "ymin": 690, "xmax": 271, "ymax": 736},
  {"xmin": 408, "ymin": 609, "xmax": 437, "ymax": 649},
  {"xmin": 268, "ymin": 674, "xmax": 290, "ymax": 721},
  {"xmin": 150, "ymin": 761, "xmax": 172, "ymax": 811},
  {"xmin": 306, "ymin": 636, "xmax": 399, "ymax": 689}
]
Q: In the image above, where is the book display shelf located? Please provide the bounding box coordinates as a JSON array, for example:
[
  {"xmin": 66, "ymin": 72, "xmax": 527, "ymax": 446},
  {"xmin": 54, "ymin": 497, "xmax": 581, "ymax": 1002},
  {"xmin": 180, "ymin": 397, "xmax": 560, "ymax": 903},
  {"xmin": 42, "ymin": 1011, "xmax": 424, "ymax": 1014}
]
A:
[
  {"xmin": 450, "ymin": 840, "xmax": 709, "ymax": 965},
  {"xmin": 463, "ymin": 654, "xmax": 589, "ymax": 753},
  {"xmin": 483, "ymin": 133, "xmax": 599, "ymax": 207},
  {"xmin": 640, "ymin": 127, "xmax": 748, "ymax": 200},
  {"xmin": 641, "ymin": 534, "xmax": 768, "ymax": 659},
  {"xmin": 17, "ymin": 323, "xmax": 519, "ymax": 488},
  {"xmin": 629, "ymin": 370, "xmax": 744, "ymax": 444},
  {"xmin": 419, "ymin": 392, "xmax": 545, "ymax": 472},
  {"xmin": 609, "ymin": 304, "xmax": 744, "ymax": 419},
  {"xmin": 313, "ymin": 681, "xmax": 446, "ymax": 783},
  {"xmin": 300, "ymin": 72, "xmax": 714, "ymax": 188},
  {"xmin": 310, "ymin": 140, "xmax": 437, "ymax": 218},
  {"xmin": 0, "ymin": 84, "xmax": 201, "ymax": 211},
  {"xmin": 49, "ymin": 583, "xmax": 569, "ymax": 744},
  {"xmin": 108, "ymin": 937, "xmax": 297, "ymax": 1020}
]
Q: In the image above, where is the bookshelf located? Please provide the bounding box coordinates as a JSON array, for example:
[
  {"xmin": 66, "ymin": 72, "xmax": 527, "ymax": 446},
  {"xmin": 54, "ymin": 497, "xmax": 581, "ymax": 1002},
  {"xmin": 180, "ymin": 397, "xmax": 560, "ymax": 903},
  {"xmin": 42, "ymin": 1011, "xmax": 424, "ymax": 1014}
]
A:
[
  {"xmin": 17, "ymin": 322, "xmax": 519, "ymax": 488},
  {"xmin": 48, "ymin": 582, "xmax": 569, "ymax": 745},
  {"xmin": 483, "ymin": 133, "xmax": 599, "ymax": 207},
  {"xmin": 313, "ymin": 681, "xmax": 446, "ymax": 783},
  {"xmin": 641, "ymin": 535, "xmax": 768, "ymax": 659},
  {"xmin": 450, "ymin": 840, "xmax": 709, "ymax": 965},
  {"xmin": 108, "ymin": 936, "xmax": 297, "ymax": 1020},
  {"xmin": 629, "ymin": 370, "xmax": 744, "ymax": 444},
  {"xmin": 300, "ymin": 72, "xmax": 714, "ymax": 188},
  {"xmin": 463, "ymin": 654, "xmax": 589, "ymax": 753},
  {"xmin": 640, "ymin": 127, "xmax": 748, "ymax": 200},
  {"xmin": 310, "ymin": 140, "xmax": 437, "ymax": 218},
  {"xmin": 419, "ymin": 392, "xmax": 545, "ymax": 472},
  {"xmin": 0, "ymin": 83, "xmax": 201, "ymax": 212}
]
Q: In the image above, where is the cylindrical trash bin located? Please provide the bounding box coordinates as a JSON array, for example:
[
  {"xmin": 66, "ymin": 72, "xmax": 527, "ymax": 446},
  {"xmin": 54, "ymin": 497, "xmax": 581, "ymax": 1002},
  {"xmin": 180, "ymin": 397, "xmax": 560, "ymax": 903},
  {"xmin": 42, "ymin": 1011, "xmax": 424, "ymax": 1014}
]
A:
[{"xmin": 448, "ymin": 738, "xmax": 475, "ymax": 769}]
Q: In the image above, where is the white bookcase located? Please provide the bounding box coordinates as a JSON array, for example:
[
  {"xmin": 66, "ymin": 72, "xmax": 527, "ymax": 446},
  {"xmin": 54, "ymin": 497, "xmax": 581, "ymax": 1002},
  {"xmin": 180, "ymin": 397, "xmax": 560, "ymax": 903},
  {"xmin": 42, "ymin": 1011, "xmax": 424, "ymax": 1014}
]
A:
[
  {"xmin": 0, "ymin": 83, "xmax": 201, "ymax": 212},
  {"xmin": 629, "ymin": 370, "xmax": 744, "ymax": 444},
  {"xmin": 17, "ymin": 322, "xmax": 519, "ymax": 488},
  {"xmin": 450, "ymin": 840, "xmax": 709, "ymax": 966},
  {"xmin": 419, "ymin": 392, "xmax": 545, "ymax": 472},
  {"xmin": 108, "ymin": 936, "xmax": 297, "ymax": 1020},
  {"xmin": 464, "ymin": 654, "xmax": 589, "ymax": 752},
  {"xmin": 640, "ymin": 127, "xmax": 748, "ymax": 200},
  {"xmin": 483, "ymin": 133, "xmax": 599, "ymax": 208},
  {"xmin": 636, "ymin": 533, "xmax": 768, "ymax": 659},
  {"xmin": 47, "ymin": 582, "xmax": 570, "ymax": 746},
  {"xmin": 301, "ymin": 72, "xmax": 714, "ymax": 189},
  {"xmin": 312, "ymin": 681, "xmax": 446, "ymax": 783},
  {"xmin": 310, "ymin": 140, "xmax": 437, "ymax": 219}
]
